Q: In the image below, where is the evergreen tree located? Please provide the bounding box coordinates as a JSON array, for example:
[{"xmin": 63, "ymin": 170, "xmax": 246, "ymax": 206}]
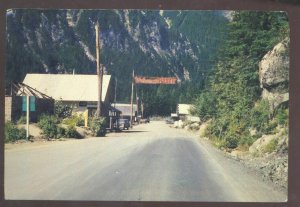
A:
[{"xmin": 193, "ymin": 11, "xmax": 289, "ymax": 148}]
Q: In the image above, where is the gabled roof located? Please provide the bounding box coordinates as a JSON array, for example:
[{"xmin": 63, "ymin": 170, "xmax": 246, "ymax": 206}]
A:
[
  {"xmin": 14, "ymin": 82, "xmax": 53, "ymax": 99},
  {"xmin": 22, "ymin": 74, "xmax": 111, "ymax": 102}
]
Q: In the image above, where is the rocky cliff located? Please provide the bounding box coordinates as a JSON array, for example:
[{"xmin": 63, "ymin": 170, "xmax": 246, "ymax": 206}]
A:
[
  {"xmin": 242, "ymin": 39, "xmax": 290, "ymax": 189},
  {"xmin": 259, "ymin": 38, "xmax": 289, "ymax": 112}
]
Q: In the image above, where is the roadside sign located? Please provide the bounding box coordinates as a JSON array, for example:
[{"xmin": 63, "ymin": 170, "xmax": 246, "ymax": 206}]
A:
[
  {"xmin": 30, "ymin": 96, "xmax": 35, "ymax": 111},
  {"xmin": 22, "ymin": 96, "xmax": 36, "ymax": 111}
]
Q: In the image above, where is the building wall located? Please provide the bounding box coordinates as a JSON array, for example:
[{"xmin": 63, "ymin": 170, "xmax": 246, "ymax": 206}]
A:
[
  {"xmin": 62, "ymin": 101, "xmax": 110, "ymax": 117},
  {"xmin": 5, "ymin": 97, "xmax": 12, "ymax": 121},
  {"xmin": 5, "ymin": 96, "xmax": 54, "ymax": 122},
  {"xmin": 33, "ymin": 98, "xmax": 54, "ymax": 122},
  {"xmin": 5, "ymin": 96, "xmax": 22, "ymax": 122}
]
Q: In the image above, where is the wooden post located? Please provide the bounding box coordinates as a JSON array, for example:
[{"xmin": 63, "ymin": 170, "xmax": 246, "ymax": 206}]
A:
[
  {"xmin": 136, "ymin": 84, "xmax": 139, "ymax": 123},
  {"xmin": 141, "ymin": 91, "xmax": 144, "ymax": 119},
  {"xmin": 84, "ymin": 109, "xmax": 88, "ymax": 127},
  {"xmin": 95, "ymin": 22, "xmax": 102, "ymax": 117},
  {"xmin": 110, "ymin": 116, "xmax": 112, "ymax": 130},
  {"xmin": 130, "ymin": 70, "xmax": 134, "ymax": 127},
  {"xmin": 26, "ymin": 95, "xmax": 29, "ymax": 140},
  {"xmin": 114, "ymin": 78, "xmax": 117, "ymax": 106},
  {"xmin": 10, "ymin": 81, "xmax": 13, "ymax": 96},
  {"xmin": 141, "ymin": 100, "xmax": 144, "ymax": 119}
]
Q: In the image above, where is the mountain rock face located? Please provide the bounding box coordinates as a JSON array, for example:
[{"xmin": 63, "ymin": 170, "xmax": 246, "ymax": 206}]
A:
[
  {"xmin": 259, "ymin": 38, "xmax": 289, "ymax": 112},
  {"xmin": 6, "ymin": 9, "xmax": 228, "ymax": 101}
]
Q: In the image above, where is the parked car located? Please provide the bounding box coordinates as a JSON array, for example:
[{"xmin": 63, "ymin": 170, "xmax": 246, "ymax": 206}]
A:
[{"xmin": 118, "ymin": 118, "xmax": 130, "ymax": 130}]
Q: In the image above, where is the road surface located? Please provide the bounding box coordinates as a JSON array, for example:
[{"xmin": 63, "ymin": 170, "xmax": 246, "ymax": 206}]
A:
[{"xmin": 5, "ymin": 121, "xmax": 286, "ymax": 201}]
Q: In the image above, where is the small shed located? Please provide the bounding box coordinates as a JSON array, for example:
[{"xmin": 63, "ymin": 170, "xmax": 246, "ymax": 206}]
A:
[{"xmin": 5, "ymin": 82, "xmax": 54, "ymax": 122}]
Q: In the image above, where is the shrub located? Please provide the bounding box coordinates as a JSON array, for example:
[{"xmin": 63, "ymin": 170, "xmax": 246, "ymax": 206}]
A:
[
  {"xmin": 206, "ymin": 118, "xmax": 229, "ymax": 139},
  {"xmin": 62, "ymin": 114, "xmax": 84, "ymax": 127},
  {"xmin": 5, "ymin": 122, "xmax": 27, "ymax": 143},
  {"xmin": 239, "ymin": 135, "xmax": 256, "ymax": 148},
  {"xmin": 90, "ymin": 116, "xmax": 106, "ymax": 137},
  {"xmin": 225, "ymin": 135, "xmax": 239, "ymax": 149},
  {"xmin": 191, "ymin": 91, "xmax": 217, "ymax": 121},
  {"xmin": 250, "ymin": 99, "xmax": 270, "ymax": 132},
  {"xmin": 54, "ymin": 100, "xmax": 72, "ymax": 119},
  {"xmin": 56, "ymin": 126, "xmax": 66, "ymax": 138},
  {"xmin": 262, "ymin": 138, "xmax": 278, "ymax": 153},
  {"xmin": 38, "ymin": 114, "xmax": 59, "ymax": 138},
  {"xmin": 17, "ymin": 115, "xmax": 27, "ymax": 124},
  {"xmin": 18, "ymin": 128, "xmax": 27, "ymax": 140},
  {"xmin": 276, "ymin": 108, "xmax": 288, "ymax": 126},
  {"xmin": 65, "ymin": 126, "xmax": 81, "ymax": 138},
  {"xmin": 261, "ymin": 121, "xmax": 278, "ymax": 135}
]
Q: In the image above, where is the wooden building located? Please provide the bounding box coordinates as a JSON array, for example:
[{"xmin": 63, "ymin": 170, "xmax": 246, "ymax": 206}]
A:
[
  {"xmin": 114, "ymin": 103, "xmax": 137, "ymax": 120},
  {"xmin": 22, "ymin": 73, "xmax": 118, "ymax": 127},
  {"xmin": 5, "ymin": 83, "xmax": 54, "ymax": 122}
]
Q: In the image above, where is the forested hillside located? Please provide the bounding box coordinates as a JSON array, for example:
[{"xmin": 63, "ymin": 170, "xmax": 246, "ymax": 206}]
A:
[
  {"xmin": 191, "ymin": 11, "xmax": 289, "ymax": 149},
  {"xmin": 6, "ymin": 9, "xmax": 289, "ymax": 124},
  {"xmin": 6, "ymin": 9, "xmax": 228, "ymax": 116}
]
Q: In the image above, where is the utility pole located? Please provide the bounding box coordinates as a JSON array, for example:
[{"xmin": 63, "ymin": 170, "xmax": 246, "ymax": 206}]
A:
[
  {"xmin": 136, "ymin": 84, "xmax": 139, "ymax": 122},
  {"xmin": 114, "ymin": 77, "xmax": 117, "ymax": 107},
  {"xmin": 26, "ymin": 95, "xmax": 29, "ymax": 140},
  {"xmin": 95, "ymin": 22, "xmax": 102, "ymax": 117},
  {"xmin": 141, "ymin": 101, "xmax": 144, "ymax": 119},
  {"xmin": 130, "ymin": 70, "xmax": 135, "ymax": 127},
  {"xmin": 141, "ymin": 91, "xmax": 144, "ymax": 119}
]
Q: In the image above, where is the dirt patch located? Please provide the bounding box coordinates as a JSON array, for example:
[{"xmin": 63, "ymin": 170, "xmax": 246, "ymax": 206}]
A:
[{"xmin": 18, "ymin": 123, "xmax": 42, "ymax": 137}]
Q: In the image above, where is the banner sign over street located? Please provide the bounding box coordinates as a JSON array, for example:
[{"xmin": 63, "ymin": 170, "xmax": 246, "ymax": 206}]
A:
[{"xmin": 134, "ymin": 76, "xmax": 177, "ymax": 85}]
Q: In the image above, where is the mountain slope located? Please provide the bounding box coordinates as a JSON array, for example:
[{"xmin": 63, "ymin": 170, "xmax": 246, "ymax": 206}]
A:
[{"xmin": 6, "ymin": 9, "xmax": 229, "ymax": 113}]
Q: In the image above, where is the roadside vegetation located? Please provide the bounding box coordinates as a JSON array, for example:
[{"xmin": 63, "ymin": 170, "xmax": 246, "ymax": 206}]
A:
[
  {"xmin": 90, "ymin": 117, "xmax": 106, "ymax": 137},
  {"xmin": 4, "ymin": 101, "xmax": 106, "ymax": 143},
  {"xmin": 191, "ymin": 11, "xmax": 289, "ymax": 151},
  {"xmin": 5, "ymin": 122, "xmax": 27, "ymax": 143}
]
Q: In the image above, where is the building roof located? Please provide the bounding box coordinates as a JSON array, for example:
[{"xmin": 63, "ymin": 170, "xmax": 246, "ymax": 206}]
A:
[
  {"xmin": 13, "ymin": 82, "xmax": 53, "ymax": 99},
  {"xmin": 177, "ymin": 104, "xmax": 193, "ymax": 115},
  {"xmin": 22, "ymin": 74, "xmax": 111, "ymax": 102},
  {"xmin": 114, "ymin": 103, "xmax": 137, "ymax": 116}
]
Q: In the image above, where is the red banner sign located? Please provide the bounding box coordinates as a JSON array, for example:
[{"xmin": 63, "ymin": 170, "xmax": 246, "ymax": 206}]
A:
[{"xmin": 134, "ymin": 76, "xmax": 177, "ymax": 85}]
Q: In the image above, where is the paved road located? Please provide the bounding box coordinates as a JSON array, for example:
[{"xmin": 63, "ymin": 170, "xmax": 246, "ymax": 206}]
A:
[{"xmin": 5, "ymin": 121, "xmax": 286, "ymax": 201}]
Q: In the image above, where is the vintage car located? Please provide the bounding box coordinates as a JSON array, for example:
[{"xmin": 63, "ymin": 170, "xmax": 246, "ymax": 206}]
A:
[{"xmin": 118, "ymin": 118, "xmax": 130, "ymax": 130}]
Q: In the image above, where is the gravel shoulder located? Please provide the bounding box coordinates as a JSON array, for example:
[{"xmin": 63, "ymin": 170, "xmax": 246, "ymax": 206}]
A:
[{"xmin": 175, "ymin": 125, "xmax": 288, "ymax": 194}]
